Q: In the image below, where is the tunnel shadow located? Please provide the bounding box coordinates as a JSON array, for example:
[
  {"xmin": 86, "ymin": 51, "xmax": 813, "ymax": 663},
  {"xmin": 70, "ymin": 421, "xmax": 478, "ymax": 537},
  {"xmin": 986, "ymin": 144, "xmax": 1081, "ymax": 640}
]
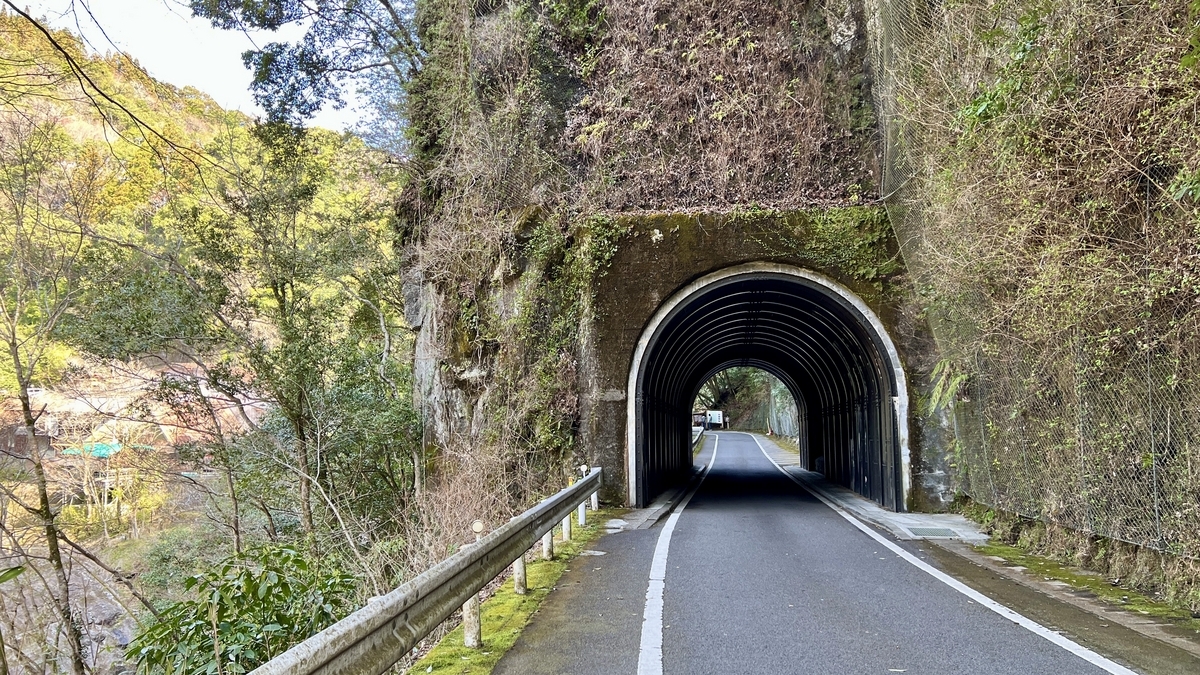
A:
[
  {"xmin": 685, "ymin": 447, "xmax": 824, "ymax": 511},
  {"xmin": 632, "ymin": 270, "xmax": 906, "ymax": 511}
]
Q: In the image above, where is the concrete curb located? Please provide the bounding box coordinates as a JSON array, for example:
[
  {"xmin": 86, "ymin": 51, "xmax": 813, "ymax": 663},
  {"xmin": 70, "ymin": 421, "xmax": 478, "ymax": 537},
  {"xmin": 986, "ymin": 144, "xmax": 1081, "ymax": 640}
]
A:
[
  {"xmin": 935, "ymin": 540, "xmax": 1200, "ymax": 660},
  {"xmin": 751, "ymin": 432, "xmax": 989, "ymax": 544}
]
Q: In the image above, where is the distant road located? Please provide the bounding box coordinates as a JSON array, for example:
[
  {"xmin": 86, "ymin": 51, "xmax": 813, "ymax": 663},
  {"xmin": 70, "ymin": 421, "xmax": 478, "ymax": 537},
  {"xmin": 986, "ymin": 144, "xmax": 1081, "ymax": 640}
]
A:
[{"xmin": 496, "ymin": 432, "xmax": 1151, "ymax": 675}]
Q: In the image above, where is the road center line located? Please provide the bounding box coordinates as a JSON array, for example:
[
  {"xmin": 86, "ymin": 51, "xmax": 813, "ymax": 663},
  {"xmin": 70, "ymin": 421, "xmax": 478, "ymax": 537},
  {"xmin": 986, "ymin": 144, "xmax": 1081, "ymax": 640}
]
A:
[
  {"xmin": 636, "ymin": 434, "xmax": 718, "ymax": 675},
  {"xmin": 748, "ymin": 432, "xmax": 1139, "ymax": 675}
]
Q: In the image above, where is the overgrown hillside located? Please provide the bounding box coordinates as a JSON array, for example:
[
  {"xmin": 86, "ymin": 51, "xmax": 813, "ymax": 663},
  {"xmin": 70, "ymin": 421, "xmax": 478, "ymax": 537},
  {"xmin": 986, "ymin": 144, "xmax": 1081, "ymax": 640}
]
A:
[
  {"xmin": 876, "ymin": 0, "xmax": 1200, "ymax": 608},
  {"xmin": 0, "ymin": 11, "xmax": 231, "ymax": 143},
  {"xmin": 399, "ymin": 0, "xmax": 890, "ymax": 501}
]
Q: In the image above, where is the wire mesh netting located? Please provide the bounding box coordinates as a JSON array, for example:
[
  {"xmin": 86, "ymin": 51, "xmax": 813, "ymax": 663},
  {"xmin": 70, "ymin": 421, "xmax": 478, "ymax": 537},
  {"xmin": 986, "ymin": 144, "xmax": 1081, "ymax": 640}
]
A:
[
  {"xmin": 868, "ymin": 0, "xmax": 1200, "ymax": 559},
  {"xmin": 953, "ymin": 344, "xmax": 1200, "ymax": 559}
]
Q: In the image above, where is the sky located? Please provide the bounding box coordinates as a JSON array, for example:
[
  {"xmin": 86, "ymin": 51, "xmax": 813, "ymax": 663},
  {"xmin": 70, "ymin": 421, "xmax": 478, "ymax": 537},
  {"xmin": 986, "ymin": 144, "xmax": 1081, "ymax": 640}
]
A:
[{"xmin": 24, "ymin": 0, "xmax": 359, "ymax": 130}]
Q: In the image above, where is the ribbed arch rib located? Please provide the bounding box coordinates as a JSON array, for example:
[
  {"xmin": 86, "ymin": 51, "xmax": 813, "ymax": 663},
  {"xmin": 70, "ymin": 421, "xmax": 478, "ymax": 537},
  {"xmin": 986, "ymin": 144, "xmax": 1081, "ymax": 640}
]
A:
[{"xmin": 630, "ymin": 270, "xmax": 905, "ymax": 510}]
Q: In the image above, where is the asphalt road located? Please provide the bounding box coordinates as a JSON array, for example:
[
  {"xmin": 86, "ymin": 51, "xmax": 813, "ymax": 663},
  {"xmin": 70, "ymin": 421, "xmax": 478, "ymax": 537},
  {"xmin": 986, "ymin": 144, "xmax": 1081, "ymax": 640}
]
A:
[{"xmin": 495, "ymin": 432, "xmax": 1144, "ymax": 675}]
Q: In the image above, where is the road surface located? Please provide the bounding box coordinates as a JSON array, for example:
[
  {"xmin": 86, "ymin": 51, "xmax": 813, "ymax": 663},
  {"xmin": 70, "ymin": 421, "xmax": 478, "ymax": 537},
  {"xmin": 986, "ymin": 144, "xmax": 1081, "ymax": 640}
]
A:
[{"xmin": 495, "ymin": 432, "xmax": 1192, "ymax": 675}]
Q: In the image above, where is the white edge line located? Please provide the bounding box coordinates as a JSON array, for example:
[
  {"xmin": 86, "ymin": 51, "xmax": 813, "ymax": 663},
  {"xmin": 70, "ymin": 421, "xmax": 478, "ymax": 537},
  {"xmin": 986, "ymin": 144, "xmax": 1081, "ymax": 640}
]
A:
[
  {"xmin": 636, "ymin": 434, "xmax": 719, "ymax": 675},
  {"xmin": 747, "ymin": 432, "xmax": 1140, "ymax": 675}
]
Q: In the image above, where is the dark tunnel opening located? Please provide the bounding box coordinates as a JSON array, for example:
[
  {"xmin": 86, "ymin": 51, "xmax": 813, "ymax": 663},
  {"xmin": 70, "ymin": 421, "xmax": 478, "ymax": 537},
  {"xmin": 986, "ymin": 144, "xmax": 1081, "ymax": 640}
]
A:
[{"xmin": 630, "ymin": 268, "xmax": 907, "ymax": 510}]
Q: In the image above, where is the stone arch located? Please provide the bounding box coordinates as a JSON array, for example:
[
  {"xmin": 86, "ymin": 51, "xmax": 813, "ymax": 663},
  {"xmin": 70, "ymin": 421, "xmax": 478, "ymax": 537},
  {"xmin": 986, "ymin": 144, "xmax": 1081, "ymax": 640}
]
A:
[{"xmin": 625, "ymin": 262, "xmax": 910, "ymax": 509}]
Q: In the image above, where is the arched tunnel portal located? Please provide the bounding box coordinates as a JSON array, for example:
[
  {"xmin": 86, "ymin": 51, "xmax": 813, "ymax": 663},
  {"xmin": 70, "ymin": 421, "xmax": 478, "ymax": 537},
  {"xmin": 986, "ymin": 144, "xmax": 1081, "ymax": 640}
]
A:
[{"xmin": 626, "ymin": 263, "xmax": 910, "ymax": 510}]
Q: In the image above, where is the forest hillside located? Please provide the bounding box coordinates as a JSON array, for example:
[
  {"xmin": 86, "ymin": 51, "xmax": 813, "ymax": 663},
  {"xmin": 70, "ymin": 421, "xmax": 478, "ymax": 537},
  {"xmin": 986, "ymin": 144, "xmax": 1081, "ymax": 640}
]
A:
[{"xmin": 0, "ymin": 10, "xmax": 441, "ymax": 675}]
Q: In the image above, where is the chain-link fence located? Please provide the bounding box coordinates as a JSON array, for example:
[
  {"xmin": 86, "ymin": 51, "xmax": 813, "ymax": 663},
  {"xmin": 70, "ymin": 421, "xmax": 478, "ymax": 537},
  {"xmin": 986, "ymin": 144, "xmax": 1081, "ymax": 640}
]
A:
[
  {"xmin": 955, "ymin": 343, "xmax": 1200, "ymax": 559},
  {"xmin": 868, "ymin": 0, "xmax": 1200, "ymax": 559}
]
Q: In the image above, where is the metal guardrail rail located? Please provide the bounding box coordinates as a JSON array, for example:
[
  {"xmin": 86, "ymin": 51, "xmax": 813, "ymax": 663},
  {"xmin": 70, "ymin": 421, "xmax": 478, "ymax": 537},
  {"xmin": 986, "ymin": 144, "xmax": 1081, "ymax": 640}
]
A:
[{"xmin": 251, "ymin": 468, "xmax": 603, "ymax": 675}]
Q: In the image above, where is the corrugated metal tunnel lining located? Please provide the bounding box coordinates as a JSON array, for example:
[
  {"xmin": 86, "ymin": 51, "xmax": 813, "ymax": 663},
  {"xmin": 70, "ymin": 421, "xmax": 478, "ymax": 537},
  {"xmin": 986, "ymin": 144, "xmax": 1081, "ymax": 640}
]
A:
[{"xmin": 633, "ymin": 271, "xmax": 904, "ymax": 510}]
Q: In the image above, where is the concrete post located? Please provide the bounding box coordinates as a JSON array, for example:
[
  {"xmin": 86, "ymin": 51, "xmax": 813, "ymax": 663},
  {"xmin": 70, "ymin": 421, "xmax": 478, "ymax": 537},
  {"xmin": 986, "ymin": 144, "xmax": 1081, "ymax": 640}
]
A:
[
  {"xmin": 462, "ymin": 594, "xmax": 481, "ymax": 648},
  {"xmin": 590, "ymin": 491, "xmax": 599, "ymax": 511},
  {"xmin": 561, "ymin": 513, "xmax": 572, "ymax": 541},
  {"xmin": 513, "ymin": 552, "xmax": 526, "ymax": 595},
  {"xmin": 542, "ymin": 530, "xmax": 554, "ymax": 559},
  {"xmin": 463, "ymin": 523, "xmax": 483, "ymax": 648},
  {"xmin": 577, "ymin": 501, "xmax": 587, "ymax": 527}
]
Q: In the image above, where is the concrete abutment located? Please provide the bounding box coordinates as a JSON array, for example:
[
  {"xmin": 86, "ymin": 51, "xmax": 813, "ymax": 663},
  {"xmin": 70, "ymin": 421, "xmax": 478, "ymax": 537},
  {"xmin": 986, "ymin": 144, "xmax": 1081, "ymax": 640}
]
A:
[{"xmin": 575, "ymin": 210, "xmax": 952, "ymax": 511}]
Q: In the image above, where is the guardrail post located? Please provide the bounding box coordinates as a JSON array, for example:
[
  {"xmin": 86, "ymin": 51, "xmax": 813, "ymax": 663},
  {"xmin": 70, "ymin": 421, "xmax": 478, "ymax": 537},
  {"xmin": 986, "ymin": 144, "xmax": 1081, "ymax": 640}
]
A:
[
  {"xmin": 463, "ymin": 593, "xmax": 481, "ymax": 648},
  {"xmin": 561, "ymin": 513, "xmax": 572, "ymax": 541},
  {"xmin": 580, "ymin": 465, "xmax": 598, "ymax": 512},
  {"xmin": 513, "ymin": 552, "xmax": 527, "ymax": 595},
  {"xmin": 542, "ymin": 530, "xmax": 554, "ymax": 559},
  {"xmin": 577, "ymin": 501, "xmax": 587, "ymax": 527},
  {"xmin": 463, "ymin": 522, "xmax": 483, "ymax": 648}
]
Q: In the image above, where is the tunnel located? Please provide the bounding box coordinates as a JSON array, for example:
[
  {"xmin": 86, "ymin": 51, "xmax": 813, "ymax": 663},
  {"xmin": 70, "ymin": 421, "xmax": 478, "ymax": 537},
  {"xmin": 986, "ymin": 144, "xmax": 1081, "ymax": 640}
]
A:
[{"xmin": 626, "ymin": 264, "xmax": 909, "ymax": 510}]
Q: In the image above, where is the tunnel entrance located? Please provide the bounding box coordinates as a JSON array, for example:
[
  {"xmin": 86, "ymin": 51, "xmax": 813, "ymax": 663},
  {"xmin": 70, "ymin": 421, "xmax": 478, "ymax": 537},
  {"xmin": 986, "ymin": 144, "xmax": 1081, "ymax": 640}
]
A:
[{"xmin": 626, "ymin": 263, "xmax": 909, "ymax": 510}]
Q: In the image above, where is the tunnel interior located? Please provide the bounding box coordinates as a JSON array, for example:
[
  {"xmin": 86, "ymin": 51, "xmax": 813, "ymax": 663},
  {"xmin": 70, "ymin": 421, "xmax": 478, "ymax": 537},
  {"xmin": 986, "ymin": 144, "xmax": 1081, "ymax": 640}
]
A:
[{"xmin": 632, "ymin": 271, "xmax": 905, "ymax": 510}]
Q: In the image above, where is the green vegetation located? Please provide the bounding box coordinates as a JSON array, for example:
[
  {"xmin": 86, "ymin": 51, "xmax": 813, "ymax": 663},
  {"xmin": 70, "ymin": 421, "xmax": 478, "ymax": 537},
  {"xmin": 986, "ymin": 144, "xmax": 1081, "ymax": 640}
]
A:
[
  {"xmin": 128, "ymin": 545, "xmax": 358, "ymax": 674},
  {"xmin": 884, "ymin": 0, "xmax": 1200, "ymax": 591},
  {"xmin": 961, "ymin": 500, "xmax": 1200, "ymax": 620},
  {"xmin": 0, "ymin": 11, "xmax": 423, "ymax": 673},
  {"xmin": 407, "ymin": 508, "xmax": 625, "ymax": 675},
  {"xmin": 975, "ymin": 541, "xmax": 1200, "ymax": 632}
]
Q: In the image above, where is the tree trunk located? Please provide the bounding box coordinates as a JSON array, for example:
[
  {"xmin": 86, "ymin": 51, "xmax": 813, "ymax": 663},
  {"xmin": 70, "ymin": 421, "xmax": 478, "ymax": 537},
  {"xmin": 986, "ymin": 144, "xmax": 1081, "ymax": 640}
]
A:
[
  {"xmin": 17, "ymin": 393, "xmax": 86, "ymax": 675},
  {"xmin": 224, "ymin": 465, "xmax": 242, "ymax": 554},
  {"xmin": 257, "ymin": 499, "xmax": 278, "ymax": 541},
  {"xmin": 412, "ymin": 449, "xmax": 423, "ymax": 498},
  {"xmin": 295, "ymin": 427, "xmax": 314, "ymax": 536},
  {"xmin": 0, "ymin": 620, "xmax": 10, "ymax": 675}
]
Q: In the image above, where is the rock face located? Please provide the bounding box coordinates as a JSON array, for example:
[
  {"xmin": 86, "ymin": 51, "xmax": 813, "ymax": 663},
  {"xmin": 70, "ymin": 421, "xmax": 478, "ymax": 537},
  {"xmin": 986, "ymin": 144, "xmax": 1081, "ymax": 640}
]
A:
[
  {"xmin": 571, "ymin": 0, "xmax": 879, "ymax": 209},
  {"xmin": 409, "ymin": 208, "xmax": 953, "ymax": 510},
  {"xmin": 406, "ymin": 1, "xmax": 953, "ymax": 510}
]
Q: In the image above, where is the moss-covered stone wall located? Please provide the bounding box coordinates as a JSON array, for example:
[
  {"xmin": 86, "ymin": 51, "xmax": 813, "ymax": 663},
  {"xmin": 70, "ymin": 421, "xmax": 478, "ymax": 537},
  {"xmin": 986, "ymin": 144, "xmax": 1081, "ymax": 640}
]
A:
[{"xmin": 573, "ymin": 207, "xmax": 949, "ymax": 507}]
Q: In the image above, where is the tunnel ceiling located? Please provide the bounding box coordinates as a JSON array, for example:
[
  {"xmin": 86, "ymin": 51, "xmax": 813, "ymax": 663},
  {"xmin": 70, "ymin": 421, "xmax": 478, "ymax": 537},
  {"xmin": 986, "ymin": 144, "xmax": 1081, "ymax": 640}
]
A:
[{"xmin": 635, "ymin": 272, "xmax": 903, "ymax": 511}]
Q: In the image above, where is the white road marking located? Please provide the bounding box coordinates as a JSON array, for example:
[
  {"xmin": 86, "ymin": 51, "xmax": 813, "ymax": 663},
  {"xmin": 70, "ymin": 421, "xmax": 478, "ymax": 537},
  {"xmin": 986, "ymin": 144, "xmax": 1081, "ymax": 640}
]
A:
[
  {"xmin": 748, "ymin": 432, "xmax": 1140, "ymax": 675},
  {"xmin": 636, "ymin": 435, "xmax": 719, "ymax": 675}
]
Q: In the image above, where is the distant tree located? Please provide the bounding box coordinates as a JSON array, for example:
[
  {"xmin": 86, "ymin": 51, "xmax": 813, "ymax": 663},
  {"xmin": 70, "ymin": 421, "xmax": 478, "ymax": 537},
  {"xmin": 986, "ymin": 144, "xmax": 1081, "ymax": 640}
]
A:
[
  {"xmin": 0, "ymin": 107, "xmax": 111, "ymax": 675},
  {"xmin": 694, "ymin": 368, "xmax": 766, "ymax": 411},
  {"xmin": 190, "ymin": 0, "xmax": 423, "ymax": 125}
]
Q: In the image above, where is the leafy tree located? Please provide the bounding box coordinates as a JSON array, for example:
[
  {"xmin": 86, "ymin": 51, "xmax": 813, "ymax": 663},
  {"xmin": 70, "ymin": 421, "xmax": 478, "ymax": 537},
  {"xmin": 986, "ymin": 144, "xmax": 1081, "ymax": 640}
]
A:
[
  {"xmin": 0, "ymin": 107, "xmax": 116, "ymax": 675},
  {"xmin": 694, "ymin": 368, "xmax": 767, "ymax": 412},
  {"xmin": 126, "ymin": 545, "xmax": 356, "ymax": 675},
  {"xmin": 190, "ymin": 0, "xmax": 423, "ymax": 124},
  {"xmin": 79, "ymin": 122, "xmax": 419, "ymax": 560}
]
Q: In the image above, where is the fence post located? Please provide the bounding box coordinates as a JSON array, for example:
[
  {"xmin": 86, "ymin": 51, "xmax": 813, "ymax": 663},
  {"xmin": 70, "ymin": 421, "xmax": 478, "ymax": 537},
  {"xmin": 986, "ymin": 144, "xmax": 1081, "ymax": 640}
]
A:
[
  {"xmin": 542, "ymin": 530, "xmax": 554, "ymax": 559},
  {"xmin": 577, "ymin": 501, "xmax": 587, "ymax": 527},
  {"xmin": 463, "ymin": 521, "xmax": 483, "ymax": 649},
  {"xmin": 590, "ymin": 491, "xmax": 599, "ymax": 511},
  {"xmin": 513, "ymin": 552, "xmax": 526, "ymax": 595},
  {"xmin": 561, "ymin": 513, "xmax": 572, "ymax": 541}
]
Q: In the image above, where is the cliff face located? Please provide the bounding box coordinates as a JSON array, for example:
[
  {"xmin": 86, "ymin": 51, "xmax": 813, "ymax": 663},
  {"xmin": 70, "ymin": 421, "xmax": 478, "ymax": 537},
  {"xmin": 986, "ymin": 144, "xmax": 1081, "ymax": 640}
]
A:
[
  {"xmin": 569, "ymin": 0, "xmax": 878, "ymax": 209},
  {"xmin": 403, "ymin": 0, "xmax": 945, "ymax": 507}
]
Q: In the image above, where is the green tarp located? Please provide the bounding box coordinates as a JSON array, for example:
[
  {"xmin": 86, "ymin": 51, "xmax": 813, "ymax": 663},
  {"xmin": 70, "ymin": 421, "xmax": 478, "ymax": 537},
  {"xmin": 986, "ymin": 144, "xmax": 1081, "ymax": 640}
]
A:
[{"xmin": 61, "ymin": 442, "xmax": 121, "ymax": 459}]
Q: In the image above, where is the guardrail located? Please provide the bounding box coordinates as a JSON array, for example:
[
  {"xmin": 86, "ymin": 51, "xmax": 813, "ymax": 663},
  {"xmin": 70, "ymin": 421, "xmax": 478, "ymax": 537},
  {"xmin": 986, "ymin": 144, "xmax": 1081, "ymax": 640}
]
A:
[{"xmin": 250, "ymin": 467, "xmax": 602, "ymax": 675}]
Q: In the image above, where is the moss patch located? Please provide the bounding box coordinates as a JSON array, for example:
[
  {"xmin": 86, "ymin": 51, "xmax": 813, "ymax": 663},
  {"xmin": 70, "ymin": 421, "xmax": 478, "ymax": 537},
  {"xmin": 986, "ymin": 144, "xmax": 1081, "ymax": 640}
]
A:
[
  {"xmin": 407, "ymin": 506, "xmax": 626, "ymax": 675},
  {"xmin": 974, "ymin": 542, "xmax": 1200, "ymax": 633}
]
